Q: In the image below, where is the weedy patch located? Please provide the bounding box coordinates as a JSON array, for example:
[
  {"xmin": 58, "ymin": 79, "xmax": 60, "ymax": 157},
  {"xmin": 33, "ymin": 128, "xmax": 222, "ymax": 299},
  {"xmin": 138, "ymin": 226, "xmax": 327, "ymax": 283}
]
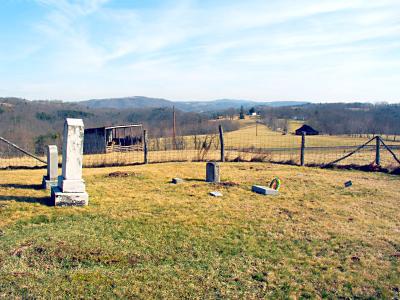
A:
[
  {"xmin": 213, "ymin": 181, "xmax": 239, "ymax": 187},
  {"xmin": 107, "ymin": 171, "xmax": 137, "ymax": 178}
]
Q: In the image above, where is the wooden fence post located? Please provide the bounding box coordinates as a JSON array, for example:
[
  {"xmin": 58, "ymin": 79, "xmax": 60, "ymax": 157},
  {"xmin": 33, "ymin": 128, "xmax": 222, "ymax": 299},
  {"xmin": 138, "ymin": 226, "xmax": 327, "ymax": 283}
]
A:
[
  {"xmin": 219, "ymin": 125, "xmax": 225, "ymax": 162},
  {"xmin": 375, "ymin": 136, "xmax": 380, "ymax": 166},
  {"xmin": 300, "ymin": 132, "xmax": 306, "ymax": 166},
  {"xmin": 143, "ymin": 130, "xmax": 148, "ymax": 164}
]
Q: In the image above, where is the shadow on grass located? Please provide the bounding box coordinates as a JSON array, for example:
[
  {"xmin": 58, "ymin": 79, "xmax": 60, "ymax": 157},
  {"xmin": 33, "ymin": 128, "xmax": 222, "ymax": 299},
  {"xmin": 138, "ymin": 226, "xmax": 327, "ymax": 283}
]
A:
[
  {"xmin": 0, "ymin": 195, "xmax": 50, "ymax": 205},
  {"xmin": 0, "ymin": 183, "xmax": 43, "ymax": 190},
  {"xmin": 182, "ymin": 178, "xmax": 205, "ymax": 182}
]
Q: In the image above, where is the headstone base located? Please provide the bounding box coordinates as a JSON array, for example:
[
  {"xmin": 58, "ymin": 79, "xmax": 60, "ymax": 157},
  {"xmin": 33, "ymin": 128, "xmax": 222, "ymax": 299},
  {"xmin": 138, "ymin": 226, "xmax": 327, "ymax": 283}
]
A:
[
  {"xmin": 252, "ymin": 185, "xmax": 279, "ymax": 195},
  {"xmin": 42, "ymin": 176, "xmax": 58, "ymax": 190},
  {"xmin": 58, "ymin": 176, "xmax": 86, "ymax": 193},
  {"xmin": 51, "ymin": 186, "xmax": 89, "ymax": 206}
]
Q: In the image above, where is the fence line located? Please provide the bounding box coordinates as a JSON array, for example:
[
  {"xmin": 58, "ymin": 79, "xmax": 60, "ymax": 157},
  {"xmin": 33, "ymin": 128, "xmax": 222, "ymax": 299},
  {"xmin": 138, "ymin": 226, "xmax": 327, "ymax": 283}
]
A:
[{"xmin": 1, "ymin": 123, "xmax": 400, "ymax": 171}]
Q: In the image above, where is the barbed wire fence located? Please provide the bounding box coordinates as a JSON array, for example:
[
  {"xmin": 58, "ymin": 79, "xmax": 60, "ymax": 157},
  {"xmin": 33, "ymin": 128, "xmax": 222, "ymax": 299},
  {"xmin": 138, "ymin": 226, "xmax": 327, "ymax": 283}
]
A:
[{"xmin": 1, "ymin": 122, "xmax": 399, "ymax": 173}]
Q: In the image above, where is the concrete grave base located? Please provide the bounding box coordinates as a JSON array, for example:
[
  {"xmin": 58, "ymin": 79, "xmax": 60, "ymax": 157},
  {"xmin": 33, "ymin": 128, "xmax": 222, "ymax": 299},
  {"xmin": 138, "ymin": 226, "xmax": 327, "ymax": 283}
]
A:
[
  {"xmin": 51, "ymin": 186, "xmax": 89, "ymax": 207},
  {"xmin": 252, "ymin": 185, "xmax": 279, "ymax": 195},
  {"xmin": 42, "ymin": 176, "xmax": 58, "ymax": 190}
]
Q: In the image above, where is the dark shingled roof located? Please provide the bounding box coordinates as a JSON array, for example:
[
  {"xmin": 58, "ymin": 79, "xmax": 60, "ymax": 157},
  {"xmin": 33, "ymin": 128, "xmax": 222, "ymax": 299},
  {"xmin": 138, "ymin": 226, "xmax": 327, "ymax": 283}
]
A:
[{"xmin": 295, "ymin": 124, "xmax": 319, "ymax": 135}]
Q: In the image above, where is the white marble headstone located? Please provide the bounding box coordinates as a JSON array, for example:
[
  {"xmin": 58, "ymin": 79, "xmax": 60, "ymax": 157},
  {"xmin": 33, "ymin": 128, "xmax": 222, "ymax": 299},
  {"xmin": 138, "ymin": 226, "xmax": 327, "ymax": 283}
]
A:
[{"xmin": 51, "ymin": 118, "xmax": 88, "ymax": 206}]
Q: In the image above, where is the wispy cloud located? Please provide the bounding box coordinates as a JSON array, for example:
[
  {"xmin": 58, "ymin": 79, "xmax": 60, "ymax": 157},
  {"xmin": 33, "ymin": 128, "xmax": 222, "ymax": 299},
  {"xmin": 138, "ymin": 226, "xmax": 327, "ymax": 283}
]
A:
[{"xmin": 0, "ymin": 0, "xmax": 399, "ymax": 101}]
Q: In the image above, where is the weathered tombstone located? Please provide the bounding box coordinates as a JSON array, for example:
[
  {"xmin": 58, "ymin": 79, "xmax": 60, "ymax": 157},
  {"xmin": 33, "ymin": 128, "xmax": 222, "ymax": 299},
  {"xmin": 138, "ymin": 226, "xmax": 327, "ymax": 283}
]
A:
[
  {"xmin": 51, "ymin": 118, "xmax": 89, "ymax": 206},
  {"xmin": 206, "ymin": 162, "xmax": 220, "ymax": 183},
  {"xmin": 42, "ymin": 145, "xmax": 58, "ymax": 189}
]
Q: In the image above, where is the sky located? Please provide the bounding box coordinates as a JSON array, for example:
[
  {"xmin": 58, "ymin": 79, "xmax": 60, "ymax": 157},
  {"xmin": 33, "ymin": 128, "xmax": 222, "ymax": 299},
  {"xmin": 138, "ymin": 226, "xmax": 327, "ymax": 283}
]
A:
[{"xmin": 0, "ymin": 0, "xmax": 400, "ymax": 102}]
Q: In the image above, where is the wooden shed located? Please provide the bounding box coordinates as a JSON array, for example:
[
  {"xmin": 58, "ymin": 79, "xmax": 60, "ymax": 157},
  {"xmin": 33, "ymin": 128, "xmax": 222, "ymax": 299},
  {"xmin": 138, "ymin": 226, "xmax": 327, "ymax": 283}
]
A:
[
  {"xmin": 295, "ymin": 124, "xmax": 319, "ymax": 136},
  {"xmin": 84, "ymin": 124, "xmax": 143, "ymax": 154}
]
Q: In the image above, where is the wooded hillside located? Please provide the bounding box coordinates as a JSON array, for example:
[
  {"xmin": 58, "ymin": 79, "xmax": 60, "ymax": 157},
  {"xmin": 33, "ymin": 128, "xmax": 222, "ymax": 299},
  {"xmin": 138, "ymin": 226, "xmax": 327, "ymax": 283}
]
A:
[{"xmin": 0, "ymin": 98, "xmax": 238, "ymax": 154}]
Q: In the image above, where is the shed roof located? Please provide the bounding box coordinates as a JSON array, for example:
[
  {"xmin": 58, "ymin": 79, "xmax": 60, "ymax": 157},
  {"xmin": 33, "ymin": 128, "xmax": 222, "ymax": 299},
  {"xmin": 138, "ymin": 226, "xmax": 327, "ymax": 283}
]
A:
[
  {"xmin": 295, "ymin": 124, "xmax": 318, "ymax": 133},
  {"xmin": 85, "ymin": 124, "xmax": 143, "ymax": 131}
]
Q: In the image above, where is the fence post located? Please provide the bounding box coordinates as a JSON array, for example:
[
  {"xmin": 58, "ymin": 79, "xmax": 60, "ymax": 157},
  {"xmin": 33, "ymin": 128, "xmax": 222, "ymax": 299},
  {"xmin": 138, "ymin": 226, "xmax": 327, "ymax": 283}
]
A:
[
  {"xmin": 219, "ymin": 125, "xmax": 225, "ymax": 162},
  {"xmin": 375, "ymin": 136, "xmax": 380, "ymax": 166},
  {"xmin": 300, "ymin": 131, "xmax": 306, "ymax": 166},
  {"xmin": 143, "ymin": 130, "xmax": 148, "ymax": 164}
]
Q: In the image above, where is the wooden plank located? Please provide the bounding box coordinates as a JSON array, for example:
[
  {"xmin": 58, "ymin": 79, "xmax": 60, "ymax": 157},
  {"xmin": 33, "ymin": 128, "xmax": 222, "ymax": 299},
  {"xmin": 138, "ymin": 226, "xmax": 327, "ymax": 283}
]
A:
[
  {"xmin": 0, "ymin": 136, "xmax": 47, "ymax": 164},
  {"xmin": 326, "ymin": 136, "xmax": 376, "ymax": 165},
  {"xmin": 379, "ymin": 137, "xmax": 400, "ymax": 165}
]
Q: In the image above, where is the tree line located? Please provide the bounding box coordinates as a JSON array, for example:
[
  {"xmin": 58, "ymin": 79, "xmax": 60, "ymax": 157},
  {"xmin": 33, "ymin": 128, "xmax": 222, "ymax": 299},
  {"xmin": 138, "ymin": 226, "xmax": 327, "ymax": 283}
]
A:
[{"xmin": 259, "ymin": 103, "xmax": 400, "ymax": 136}]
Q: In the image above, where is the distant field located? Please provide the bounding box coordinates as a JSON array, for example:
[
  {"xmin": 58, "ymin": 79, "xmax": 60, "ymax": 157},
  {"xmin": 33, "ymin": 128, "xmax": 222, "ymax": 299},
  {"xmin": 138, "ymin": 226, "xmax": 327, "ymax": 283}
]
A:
[
  {"xmin": 0, "ymin": 163, "xmax": 399, "ymax": 298},
  {"xmin": 287, "ymin": 120, "xmax": 304, "ymax": 133}
]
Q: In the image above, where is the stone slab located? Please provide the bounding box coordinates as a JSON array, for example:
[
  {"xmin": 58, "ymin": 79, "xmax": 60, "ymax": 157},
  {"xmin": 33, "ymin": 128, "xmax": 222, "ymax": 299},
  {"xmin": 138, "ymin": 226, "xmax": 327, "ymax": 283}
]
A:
[
  {"xmin": 51, "ymin": 186, "xmax": 89, "ymax": 207},
  {"xmin": 58, "ymin": 176, "xmax": 86, "ymax": 193},
  {"xmin": 42, "ymin": 176, "xmax": 58, "ymax": 190},
  {"xmin": 209, "ymin": 191, "xmax": 223, "ymax": 197},
  {"xmin": 252, "ymin": 185, "xmax": 279, "ymax": 195},
  {"xmin": 172, "ymin": 178, "xmax": 184, "ymax": 184}
]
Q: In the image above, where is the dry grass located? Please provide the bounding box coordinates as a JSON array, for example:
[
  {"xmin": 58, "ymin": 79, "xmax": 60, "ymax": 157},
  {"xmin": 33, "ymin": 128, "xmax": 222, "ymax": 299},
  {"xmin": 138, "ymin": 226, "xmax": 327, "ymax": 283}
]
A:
[{"xmin": 0, "ymin": 162, "xmax": 399, "ymax": 298}]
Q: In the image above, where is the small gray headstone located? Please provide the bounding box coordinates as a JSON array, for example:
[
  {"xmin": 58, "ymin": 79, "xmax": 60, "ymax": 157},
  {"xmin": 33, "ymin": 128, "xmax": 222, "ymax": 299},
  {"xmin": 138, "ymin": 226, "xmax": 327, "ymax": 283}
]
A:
[
  {"xmin": 344, "ymin": 181, "xmax": 352, "ymax": 187},
  {"xmin": 172, "ymin": 178, "xmax": 184, "ymax": 184},
  {"xmin": 252, "ymin": 185, "xmax": 279, "ymax": 195},
  {"xmin": 206, "ymin": 162, "xmax": 220, "ymax": 183},
  {"xmin": 209, "ymin": 191, "xmax": 223, "ymax": 197}
]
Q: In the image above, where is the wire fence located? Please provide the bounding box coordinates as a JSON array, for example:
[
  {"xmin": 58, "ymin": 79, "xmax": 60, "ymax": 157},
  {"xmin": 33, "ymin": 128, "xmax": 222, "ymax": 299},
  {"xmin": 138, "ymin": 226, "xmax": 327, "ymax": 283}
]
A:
[{"xmin": 1, "ymin": 123, "xmax": 400, "ymax": 172}]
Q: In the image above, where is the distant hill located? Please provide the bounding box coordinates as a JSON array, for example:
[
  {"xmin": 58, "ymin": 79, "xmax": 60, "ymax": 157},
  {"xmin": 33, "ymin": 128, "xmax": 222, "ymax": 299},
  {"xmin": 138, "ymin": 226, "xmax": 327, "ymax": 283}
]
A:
[
  {"xmin": 80, "ymin": 96, "xmax": 174, "ymax": 110},
  {"xmin": 80, "ymin": 96, "xmax": 308, "ymax": 112}
]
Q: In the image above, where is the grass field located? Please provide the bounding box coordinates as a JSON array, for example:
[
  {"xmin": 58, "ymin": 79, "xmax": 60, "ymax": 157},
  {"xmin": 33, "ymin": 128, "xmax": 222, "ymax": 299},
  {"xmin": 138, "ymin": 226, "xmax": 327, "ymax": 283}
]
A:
[{"xmin": 0, "ymin": 163, "xmax": 399, "ymax": 298}]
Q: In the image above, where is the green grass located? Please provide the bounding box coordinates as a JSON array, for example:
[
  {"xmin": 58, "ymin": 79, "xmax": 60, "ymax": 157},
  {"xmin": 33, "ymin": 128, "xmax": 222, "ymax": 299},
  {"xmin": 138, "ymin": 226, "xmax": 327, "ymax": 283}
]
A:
[{"xmin": 0, "ymin": 163, "xmax": 399, "ymax": 298}]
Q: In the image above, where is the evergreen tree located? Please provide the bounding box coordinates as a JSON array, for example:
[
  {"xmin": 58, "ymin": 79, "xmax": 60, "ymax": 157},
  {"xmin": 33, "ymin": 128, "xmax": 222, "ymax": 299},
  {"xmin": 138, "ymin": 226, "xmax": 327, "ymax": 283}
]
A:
[{"xmin": 239, "ymin": 105, "xmax": 245, "ymax": 119}]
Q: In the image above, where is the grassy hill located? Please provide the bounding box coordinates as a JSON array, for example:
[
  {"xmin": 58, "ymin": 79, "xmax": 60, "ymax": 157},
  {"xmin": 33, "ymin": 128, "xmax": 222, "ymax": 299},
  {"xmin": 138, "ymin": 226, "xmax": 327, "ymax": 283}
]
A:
[{"xmin": 0, "ymin": 163, "xmax": 399, "ymax": 298}]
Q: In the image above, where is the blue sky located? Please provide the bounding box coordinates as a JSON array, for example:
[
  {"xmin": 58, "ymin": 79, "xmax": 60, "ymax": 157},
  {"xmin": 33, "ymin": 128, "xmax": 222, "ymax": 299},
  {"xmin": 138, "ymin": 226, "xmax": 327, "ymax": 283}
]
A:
[{"xmin": 0, "ymin": 0, "xmax": 400, "ymax": 102}]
